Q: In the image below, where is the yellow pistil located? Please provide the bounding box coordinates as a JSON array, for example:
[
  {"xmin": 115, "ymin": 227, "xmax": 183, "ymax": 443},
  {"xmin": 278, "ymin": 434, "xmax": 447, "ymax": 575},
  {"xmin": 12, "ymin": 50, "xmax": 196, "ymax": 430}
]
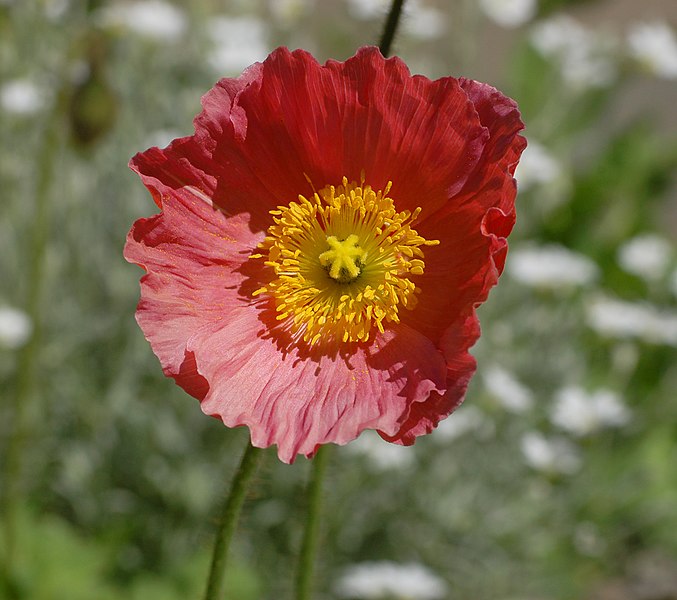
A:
[
  {"xmin": 318, "ymin": 235, "xmax": 365, "ymax": 282},
  {"xmin": 252, "ymin": 176, "xmax": 439, "ymax": 347}
]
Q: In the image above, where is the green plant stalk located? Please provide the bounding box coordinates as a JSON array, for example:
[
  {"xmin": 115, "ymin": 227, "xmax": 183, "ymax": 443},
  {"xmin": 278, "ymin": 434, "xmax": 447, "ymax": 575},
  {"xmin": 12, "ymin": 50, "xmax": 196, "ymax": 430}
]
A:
[
  {"xmin": 294, "ymin": 445, "xmax": 330, "ymax": 600},
  {"xmin": 379, "ymin": 0, "xmax": 407, "ymax": 57},
  {"xmin": 203, "ymin": 441, "xmax": 264, "ymax": 600},
  {"xmin": 1, "ymin": 91, "xmax": 63, "ymax": 596}
]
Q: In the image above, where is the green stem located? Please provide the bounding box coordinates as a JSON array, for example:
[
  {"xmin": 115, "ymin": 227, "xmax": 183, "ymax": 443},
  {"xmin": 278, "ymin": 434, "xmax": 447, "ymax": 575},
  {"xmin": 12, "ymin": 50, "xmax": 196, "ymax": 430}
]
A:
[
  {"xmin": 378, "ymin": 0, "xmax": 407, "ymax": 57},
  {"xmin": 1, "ymin": 88, "xmax": 63, "ymax": 599},
  {"xmin": 294, "ymin": 445, "xmax": 330, "ymax": 600},
  {"xmin": 203, "ymin": 440, "xmax": 264, "ymax": 600}
]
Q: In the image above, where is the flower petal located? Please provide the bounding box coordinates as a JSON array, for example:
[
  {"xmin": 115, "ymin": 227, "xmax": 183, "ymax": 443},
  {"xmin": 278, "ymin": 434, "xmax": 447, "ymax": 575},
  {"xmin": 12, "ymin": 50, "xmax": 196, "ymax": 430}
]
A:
[
  {"xmin": 198, "ymin": 47, "xmax": 489, "ymax": 219},
  {"xmin": 193, "ymin": 309, "xmax": 447, "ymax": 463},
  {"xmin": 124, "ymin": 184, "xmax": 262, "ymax": 395},
  {"xmin": 381, "ymin": 312, "xmax": 480, "ymax": 444}
]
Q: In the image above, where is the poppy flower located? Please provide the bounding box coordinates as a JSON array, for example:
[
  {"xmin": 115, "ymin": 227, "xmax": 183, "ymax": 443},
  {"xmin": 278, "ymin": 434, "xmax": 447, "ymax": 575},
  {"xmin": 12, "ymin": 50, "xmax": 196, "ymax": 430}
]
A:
[{"xmin": 125, "ymin": 46, "xmax": 525, "ymax": 463}]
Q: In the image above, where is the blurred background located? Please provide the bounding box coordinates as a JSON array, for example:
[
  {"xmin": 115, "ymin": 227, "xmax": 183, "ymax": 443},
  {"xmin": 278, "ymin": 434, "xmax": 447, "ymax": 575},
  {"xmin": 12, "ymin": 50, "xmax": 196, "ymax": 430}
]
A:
[{"xmin": 1, "ymin": 0, "xmax": 676, "ymax": 599}]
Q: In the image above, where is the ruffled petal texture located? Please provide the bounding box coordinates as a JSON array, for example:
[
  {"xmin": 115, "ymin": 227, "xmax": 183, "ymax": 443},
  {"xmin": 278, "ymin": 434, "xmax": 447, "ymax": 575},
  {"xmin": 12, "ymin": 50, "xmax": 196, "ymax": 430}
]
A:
[{"xmin": 125, "ymin": 46, "xmax": 525, "ymax": 463}]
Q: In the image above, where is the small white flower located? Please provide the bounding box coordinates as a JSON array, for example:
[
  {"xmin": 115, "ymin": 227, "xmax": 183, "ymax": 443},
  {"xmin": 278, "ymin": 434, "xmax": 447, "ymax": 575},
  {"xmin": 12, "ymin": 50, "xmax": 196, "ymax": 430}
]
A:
[
  {"xmin": 521, "ymin": 432, "xmax": 581, "ymax": 475},
  {"xmin": 508, "ymin": 244, "xmax": 599, "ymax": 289},
  {"xmin": 207, "ymin": 16, "xmax": 269, "ymax": 74},
  {"xmin": 334, "ymin": 561, "xmax": 447, "ymax": 600},
  {"xmin": 530, "ymin": 15, "xmax": 587, "ymax": 56},
  {"xmin": 551, "ymin": 386, "xmax": 630, "ymax": 436},
  {"xmin": 97, "ymin": 0, "xmax": 188, "ymax": 41},
  {"xmin": 479, "ymin": 0, "xmax": 537, "ymax": 29},
  {"xmin": 530, "ymin": 16, "xmax": 617, "ymax": 90},
  {"xmin": 434, "ymin": 405, "xmax": 486, "ymax": 441},
  {"xmin": 573, "ymin": 522, "xmax": 606, "ymax": 557},
  {"xmin": 345, "ymin": 0, "xmax": 390, "ymax": 20},
  {"xmin": 627, "ymin": 21, "xmax": 677, "ymax": 79},
  {"xmin": 587, "ymin": 296, "xmax": 677, "ymax": 347},
  {"xmin": 347, "ymin": 431, "xmax": 414, "ymax": 470},
  {"xmin": 1, "ymin": 79, "xmax": 46, "ymax": 116},
  {"xmin": 267, "ymin": 0, "xmax": 312, "ymax": 27},
  {"xmin": 44, "ymin": 0, "xmax": 70, "ymax": 20},
  {"xmin": 0, "ymin": 306, "xmax": 33, "ymax": 349},
  {"xmin": 515, "ymin": 140, "xmax": 562, "ymax": 191},
  {"xmin": 403, "ymin": 5, "xmax": 447, "ymax": 40},
  {"xmin": 617, "ymin": 234, "xmax": 673, "ymax": 281},
  {"xmin": 483, "ymin": 366, "xmax": 533, "ymax": 413}
]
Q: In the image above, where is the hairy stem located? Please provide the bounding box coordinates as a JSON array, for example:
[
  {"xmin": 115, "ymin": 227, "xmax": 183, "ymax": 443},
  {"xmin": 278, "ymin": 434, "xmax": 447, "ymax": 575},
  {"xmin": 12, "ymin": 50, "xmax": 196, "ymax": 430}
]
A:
[
  {"xmin": 203, "ymin": 441, "xmax": 264, "ymax": 600},
  {"xmin": 295, "ymin": 445, "xmax": 330, "ymax": 600},
  {"xmin": 379, "ymin": 0, "xmax": 407, "ymax": 57}
]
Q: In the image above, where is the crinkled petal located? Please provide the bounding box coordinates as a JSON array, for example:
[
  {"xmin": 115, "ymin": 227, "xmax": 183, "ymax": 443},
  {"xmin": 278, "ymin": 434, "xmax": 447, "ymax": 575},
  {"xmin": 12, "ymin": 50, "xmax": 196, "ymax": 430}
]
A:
[
  {"xmin": 381, "ymin": 312, "xmax": 480, "ymax": 444},
  {"xmin": 403, "ymin": 80, "xmax": 525, "ymax": 344},
  {"xmin": 179, "ymin": 47, "xmax": 489, "ymax": 227},
  {"xmin": 190, "ymin": 304, "xmax": 447, "ymax": 463},
  {"xmin": 124, "ymin": 186, "xmax": 262, "ymax": 395}
]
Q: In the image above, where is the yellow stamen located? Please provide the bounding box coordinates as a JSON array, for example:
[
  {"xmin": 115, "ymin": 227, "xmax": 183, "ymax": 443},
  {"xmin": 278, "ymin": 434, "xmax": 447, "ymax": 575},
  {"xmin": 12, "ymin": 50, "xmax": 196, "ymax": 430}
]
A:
[{"xmin": 252, "ymin": 176, "xmax": 439, "ymax": 346}]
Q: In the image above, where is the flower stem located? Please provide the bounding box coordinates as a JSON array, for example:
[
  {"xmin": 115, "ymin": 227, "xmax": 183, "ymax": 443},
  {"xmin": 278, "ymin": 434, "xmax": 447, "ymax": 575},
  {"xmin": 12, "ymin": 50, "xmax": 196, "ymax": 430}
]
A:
[
  {"xmin": 1, "ymin": 86, "xmax": 63, "ymax": 599},
  {"xmin": 294, "ymin": 445, "xmax": 330, "ymax": 600},
  {"xmin": 379, "ymin": 0, "xmax": 407, "ymax": 57},
  {"xmin": 203, "ymin": 440, "xmax": 264, "ymax": 600}
]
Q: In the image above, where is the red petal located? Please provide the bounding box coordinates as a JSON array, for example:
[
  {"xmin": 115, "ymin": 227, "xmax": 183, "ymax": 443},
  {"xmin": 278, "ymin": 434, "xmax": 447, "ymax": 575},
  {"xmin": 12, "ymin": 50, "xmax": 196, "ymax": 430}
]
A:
[
  {"xmin": 381, "ymin": 312, "xmax": 480, "ymax": 444},
  {"xmin": 124, "ymin": 187, "xmax": 262, "ymax": 395},
  {"xmin": 193, "ymin": 313, "xmax": 447, "ymax": 463}
]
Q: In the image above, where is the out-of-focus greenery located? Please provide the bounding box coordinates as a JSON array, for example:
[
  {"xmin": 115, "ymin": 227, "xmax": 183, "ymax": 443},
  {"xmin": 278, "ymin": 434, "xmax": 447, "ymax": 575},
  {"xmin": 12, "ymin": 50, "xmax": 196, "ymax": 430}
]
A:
[{"xmin": 1, "ymin": 1, "xmax": 676, "ymax": 599}]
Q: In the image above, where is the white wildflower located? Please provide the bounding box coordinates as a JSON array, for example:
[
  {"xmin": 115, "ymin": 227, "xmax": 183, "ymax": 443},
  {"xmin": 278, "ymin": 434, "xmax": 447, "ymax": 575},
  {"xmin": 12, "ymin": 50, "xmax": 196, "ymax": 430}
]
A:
[
  {"xmin": 45, "ymin": 0, "xmax": 70, "ymax": 20},
  {"xmin": 483, "ymin": 366, "xmax": 533, "ymax": 413},
  {"xmin": 0, "ymin": 306, "xmax": 33, "ymax": 349},
  {"xmin": 551, "ymin": 386, "xmax": 631, "ymax": 436},
  {"xmin": 347, "ymin": 431, "xmax": 414, "ymax": 470},
  {"xmin": 345, "ymin": 0, "xmax": 390, "ymax": 20},
  {"xmin": 521, "ymin": 432, "xmax": 581, "ymax": 475},
  {"xmin": 97, "ymin": 0, "xmax": 187, "ymax": 41},
  {"xmin": 268, "ymin": 0, "xmax": 312, "ymax": 27},
  {"xmin": 574, "ymin": 522, "xmax": 606, "ymax": 557},
  {"xmin": 479, "ymin": 0, "xmax": 537, "ymax": 29},
  {"xmin": 207, "ymin": 16, "xmax": 269, "ymax": 74},
  {"xmin": 403, "ymin": 5, "xmax": 447, "ymax": 40},
  {"xmin": 515, "ymin": 140, "xmax": 562, "ymax": 191},
  {"xmin": 627, "ymin": 21, "xmax": 677, "ymax": 79},
  {"xmin": 1, "ymin": 79, "xmax": 46, "ymax": 116},
  {"xmin": 617, "ymin": 233, "xmax": 673, "ymax": 281},
  {"xmin": 434, "ymin": 405, "xmax": 486, "ymax": 441},
  {"xmin": 530, "ymin": 15, "xmax": 617, "ymax": 90},
  {"xmin": 587, "ymin": 296, "xmax": 677, "ymax": 347},
  {"xmin": 508, "ymin": 244, "xmax": 599, "ymax": 289},
  {"xmin": 335, "ymin": 561, "xmax": 447, "ymax": 600}
]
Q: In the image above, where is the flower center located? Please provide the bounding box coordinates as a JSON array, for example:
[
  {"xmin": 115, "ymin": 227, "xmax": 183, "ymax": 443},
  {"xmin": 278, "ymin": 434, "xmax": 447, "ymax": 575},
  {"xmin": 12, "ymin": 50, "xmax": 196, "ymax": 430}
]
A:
[
  {"xmin": 252, "ymin": 177, "xmax": 438, "ymax": 346},
  {"xmin": 319, "ymin": 235, "xmax": 365, "ymax": 283}
]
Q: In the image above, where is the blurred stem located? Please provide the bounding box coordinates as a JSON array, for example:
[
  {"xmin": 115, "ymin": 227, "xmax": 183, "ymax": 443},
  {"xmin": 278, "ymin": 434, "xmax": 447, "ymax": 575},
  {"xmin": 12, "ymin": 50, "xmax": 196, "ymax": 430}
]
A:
[
  {"xmin": 379, "ymin": 0, "xmax": 406, "ymax": 57},
  {"xmin": 294, "ymin": 445, "xmax": 330, "ymax": 600},
  {"xmin": 1, "ymin": 89, "xmax": 64, "ymax": 597},
  {"xmin": 203, "ymin": 440, "xmax": 263, "ymax": 600}
]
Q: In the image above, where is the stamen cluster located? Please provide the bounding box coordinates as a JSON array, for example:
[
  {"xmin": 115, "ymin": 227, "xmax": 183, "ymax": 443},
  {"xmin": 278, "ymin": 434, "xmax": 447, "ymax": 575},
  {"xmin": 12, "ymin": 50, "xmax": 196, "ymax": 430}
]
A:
[{"xmin": 253, "ymin": 177, "xmax": 439, "ymax": 346}]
